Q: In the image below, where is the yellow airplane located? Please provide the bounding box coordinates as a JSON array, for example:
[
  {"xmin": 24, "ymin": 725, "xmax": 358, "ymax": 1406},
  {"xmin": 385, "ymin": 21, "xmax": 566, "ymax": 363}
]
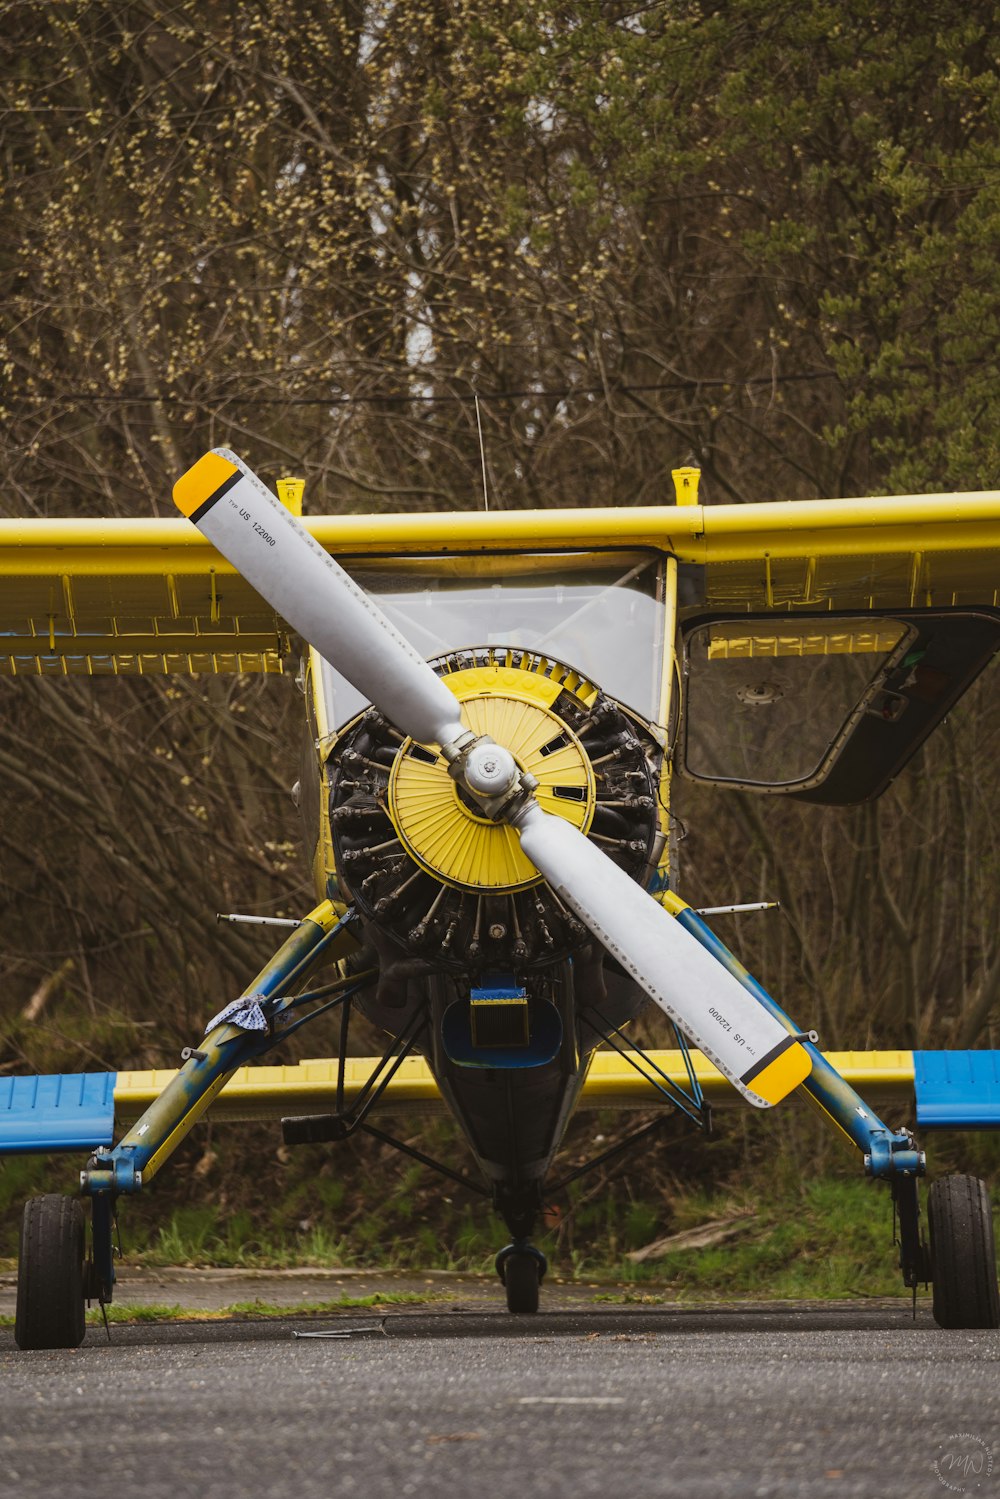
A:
[{"xmin": 3, "ymin": 452, "xmax": 1000, "ymax": 1348}]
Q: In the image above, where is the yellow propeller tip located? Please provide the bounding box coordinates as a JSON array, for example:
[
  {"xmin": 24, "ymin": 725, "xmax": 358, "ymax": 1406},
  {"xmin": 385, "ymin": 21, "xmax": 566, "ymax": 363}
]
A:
[{"xmin": 173, "ymin": 452, "xmax": 239, "ymax": 519}]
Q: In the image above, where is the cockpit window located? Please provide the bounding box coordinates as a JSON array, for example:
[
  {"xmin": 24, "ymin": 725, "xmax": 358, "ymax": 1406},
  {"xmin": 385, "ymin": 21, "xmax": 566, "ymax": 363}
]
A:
[
  {"xmin": 683, "ymin": 617, "xmax": 915, "ymax": 790},
  {"xmin": 320, "ymin": 551, "xmax": 666, "ymax": 728}
]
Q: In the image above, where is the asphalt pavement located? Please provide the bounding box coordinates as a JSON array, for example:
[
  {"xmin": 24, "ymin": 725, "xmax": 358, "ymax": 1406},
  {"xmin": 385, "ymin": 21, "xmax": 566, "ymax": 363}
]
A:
[{"xmin": 2, "ymin": 1295, "xmax": 998, "ymax": 1499}]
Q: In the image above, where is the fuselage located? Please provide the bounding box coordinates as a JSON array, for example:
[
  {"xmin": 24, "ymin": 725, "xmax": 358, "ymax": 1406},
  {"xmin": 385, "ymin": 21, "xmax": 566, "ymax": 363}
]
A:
[{"xmin": 295, "ymin": 547, "xmax": 677, "ymax": 1214}]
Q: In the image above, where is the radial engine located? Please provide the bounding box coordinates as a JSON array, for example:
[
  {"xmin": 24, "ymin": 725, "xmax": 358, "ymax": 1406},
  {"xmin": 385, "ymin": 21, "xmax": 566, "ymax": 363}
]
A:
[{"xmin": 328, "ymin": 648, "xmax": 666, "ymax": 1005}]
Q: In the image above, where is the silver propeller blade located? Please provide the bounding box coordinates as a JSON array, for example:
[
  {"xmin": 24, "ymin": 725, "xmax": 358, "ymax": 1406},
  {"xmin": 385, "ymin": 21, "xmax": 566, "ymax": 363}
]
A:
[
  {"xmin": 174, "ymin": 449, "xmax": 810, "ymax": 1109},
  {"xmin": 173, "ymin": 449, "xmax": 467, "ymax": 752},
  {"xmin": 512, "ymin": 794, "xmax": 810, "ymax": 1109}
]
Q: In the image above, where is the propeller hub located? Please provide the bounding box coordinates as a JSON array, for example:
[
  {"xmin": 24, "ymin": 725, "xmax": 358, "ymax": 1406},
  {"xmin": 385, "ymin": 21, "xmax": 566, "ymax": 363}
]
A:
[{"xmin": 463, "ymin": 742, "xmax": 518, "ymax": 798}]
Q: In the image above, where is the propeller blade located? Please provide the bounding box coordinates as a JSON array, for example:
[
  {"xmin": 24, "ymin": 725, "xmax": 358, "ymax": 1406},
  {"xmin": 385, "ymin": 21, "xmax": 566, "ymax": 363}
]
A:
[
  {"xmin": 174, "ymin": 447, "xmax": 810, "ymax": 1110},
  {"xmin": 512, "ymin": 801, "xmax": 811, "ymax": 1108},
  {"xmin": 173, "ymin": 449, "xmax": 467, "ymax": 751}
]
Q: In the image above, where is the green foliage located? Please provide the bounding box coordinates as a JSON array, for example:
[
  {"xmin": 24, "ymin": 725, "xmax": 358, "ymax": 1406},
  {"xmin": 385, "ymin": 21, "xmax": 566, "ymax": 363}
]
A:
[
  {"xmin": 600, "ymin": 1178, "xmax": 914, "ymax": 1300},
  {"xmin": 623, "ymin": 1200, "xmax": 659, "ymax": 1251},
  {"xmin": 0, "ymin": 1156, "xmax": 67, "ymax": 1222},
  {"xmin": 131, "ymin": 1203, "xmax": 355, "ymax": 1270},
  {"xmin": 4, "ymin": 0, "xmax": 998, "ymax": 519}
]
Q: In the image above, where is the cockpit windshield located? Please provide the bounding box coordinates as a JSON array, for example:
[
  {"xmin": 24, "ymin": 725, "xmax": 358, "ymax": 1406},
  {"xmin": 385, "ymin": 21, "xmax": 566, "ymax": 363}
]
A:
[{"xmin": 319, "ymin": 551, "xmax": 666, "ymax": 728}]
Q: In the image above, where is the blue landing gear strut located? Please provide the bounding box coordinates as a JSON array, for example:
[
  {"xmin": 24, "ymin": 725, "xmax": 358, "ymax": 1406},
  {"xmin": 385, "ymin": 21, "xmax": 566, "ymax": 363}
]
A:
[
  {"xmin": 78, "ymin": 904, "xmax": 363, "ymax": 1312},
  {"xmin": 674, "ymin": 905, "xmax": 930, "ymax": 1298}
]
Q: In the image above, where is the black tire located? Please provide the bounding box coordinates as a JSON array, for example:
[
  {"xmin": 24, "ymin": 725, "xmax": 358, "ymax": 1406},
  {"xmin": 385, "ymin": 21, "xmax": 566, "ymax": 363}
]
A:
[
  {"xmin": 928, "ymin": 1175, "xmax": 1000, "ymax": 1330},
  {"xmin": 15, "ymin": 1195, "xmax": 87, "ymax": 1350},
  {"xmin": 504, "ymin": 1252, "xmax": 540, "ymax": 1314}
]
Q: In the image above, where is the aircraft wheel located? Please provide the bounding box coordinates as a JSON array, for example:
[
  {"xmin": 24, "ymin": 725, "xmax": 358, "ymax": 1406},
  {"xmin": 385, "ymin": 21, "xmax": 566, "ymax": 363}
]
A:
[
  {"xmin": 503, "ymin": 1252, "xmax": 541, "ymax": 1314},
  {"xmin": 928, "ymin": 1174, "xmax": 1000, "ymax": 1329},
  {"xmin": 15, "ymin": 1195, "xmax": 87, "ymax": 1350}
]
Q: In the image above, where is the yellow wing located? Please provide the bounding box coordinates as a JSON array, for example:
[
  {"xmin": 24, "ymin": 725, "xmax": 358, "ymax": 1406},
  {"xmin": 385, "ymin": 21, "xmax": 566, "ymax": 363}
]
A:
[
  {"xmin": 3, "ymin": 488, "xmax": 1000, "ymax": 677},
  {"xmin": 688, "ymin": 490, "xmax": 1000, "ymax": 612},
  {"xmin": 110, "ymin": 1048, "xmax": 916, "ymax": 1124},
  {"xmin": 0, "ymin": 517, "xmax": 288, "ymax": 677}
]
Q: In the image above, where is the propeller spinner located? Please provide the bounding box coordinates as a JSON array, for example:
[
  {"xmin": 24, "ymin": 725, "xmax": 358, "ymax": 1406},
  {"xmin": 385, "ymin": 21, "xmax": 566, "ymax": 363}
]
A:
[{"xmin": 173, "ymin": 449, "xmax": 811, "ymax": 1109}]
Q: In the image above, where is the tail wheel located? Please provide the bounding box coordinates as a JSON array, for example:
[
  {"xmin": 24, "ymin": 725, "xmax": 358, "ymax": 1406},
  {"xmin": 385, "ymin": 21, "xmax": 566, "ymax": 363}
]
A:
[
  {"xmin": 928, "ymin": 1174, "xmax": 1000, "ymax": 1329},
  {"xmin": 15, "ymin": 1195, "xmax": 87, "ymax": 1351},
  {"xmin": 503, "ymin": 1252, "xmax": 541, "ymax": 1315}
]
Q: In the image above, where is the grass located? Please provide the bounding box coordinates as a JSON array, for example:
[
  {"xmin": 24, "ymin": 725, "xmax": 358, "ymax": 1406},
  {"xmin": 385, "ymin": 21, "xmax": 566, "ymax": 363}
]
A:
[
  {"xmin": 210, "ymin": 1290, "xmax": 439, "ymax": 1317},
  {"xmin": 4, "ymin": 1177, "xmax": 942, "ymax": 1303},
  {"xmin": 4, "ymin": 1116, "xmax": 999, "ymax": 1303},
  {"xmin": 85, "ymin": 1289, "xmax": 437, "ymax": 1325},
  {"xmin": 600, "ymin": 1178, "xmax": 909, "ymax": 1299},
  {"xmin": 1, "ymin": 1174, "xmax": 995, "ymax": 1322},
  {"xmin": 134, "ymin": 1207, "xmax": 357, "ymax": 1270},
  {"xmin": 116, "ymin": 1172, "xmax": 843, "ymax": 1285},
  {"xmin": 0, "ymin": 1289, "xmax": 443, "ymax": 1329},
  {"xmin": 84, "ymin": 1289, "xmax": 439, "ymax": 1324},
  {"xmin": 117, "ymin": 1200, "xmax": 502, "ymax": 1275}
]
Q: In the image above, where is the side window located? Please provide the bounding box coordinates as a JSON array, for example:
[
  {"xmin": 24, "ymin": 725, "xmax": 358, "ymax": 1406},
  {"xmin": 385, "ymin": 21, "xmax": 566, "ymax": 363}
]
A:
[{"xmin": 682, "ymin": 617, "xmax": 914, "ymax": 791}]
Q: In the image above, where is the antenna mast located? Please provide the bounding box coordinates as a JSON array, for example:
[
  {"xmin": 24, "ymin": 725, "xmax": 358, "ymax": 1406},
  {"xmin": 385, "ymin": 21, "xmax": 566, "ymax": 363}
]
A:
[{"xmin": 474, "ymin": 392, "xmax": 491, "ymax": 512}]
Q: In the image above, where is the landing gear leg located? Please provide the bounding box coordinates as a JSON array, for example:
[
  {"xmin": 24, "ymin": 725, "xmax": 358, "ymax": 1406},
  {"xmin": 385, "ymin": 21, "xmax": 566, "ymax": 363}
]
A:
[
  {"xmin": 15, "ymin": 1195, "xmax": 86, "ymax": 1350},
  {"xmin": 494, "ymin": 1184, "xmax": 547, "ymax": 1314},
  {"xmin": 928, "ymin": 1174, "xmax": 1000, "ymax": 1329}
]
